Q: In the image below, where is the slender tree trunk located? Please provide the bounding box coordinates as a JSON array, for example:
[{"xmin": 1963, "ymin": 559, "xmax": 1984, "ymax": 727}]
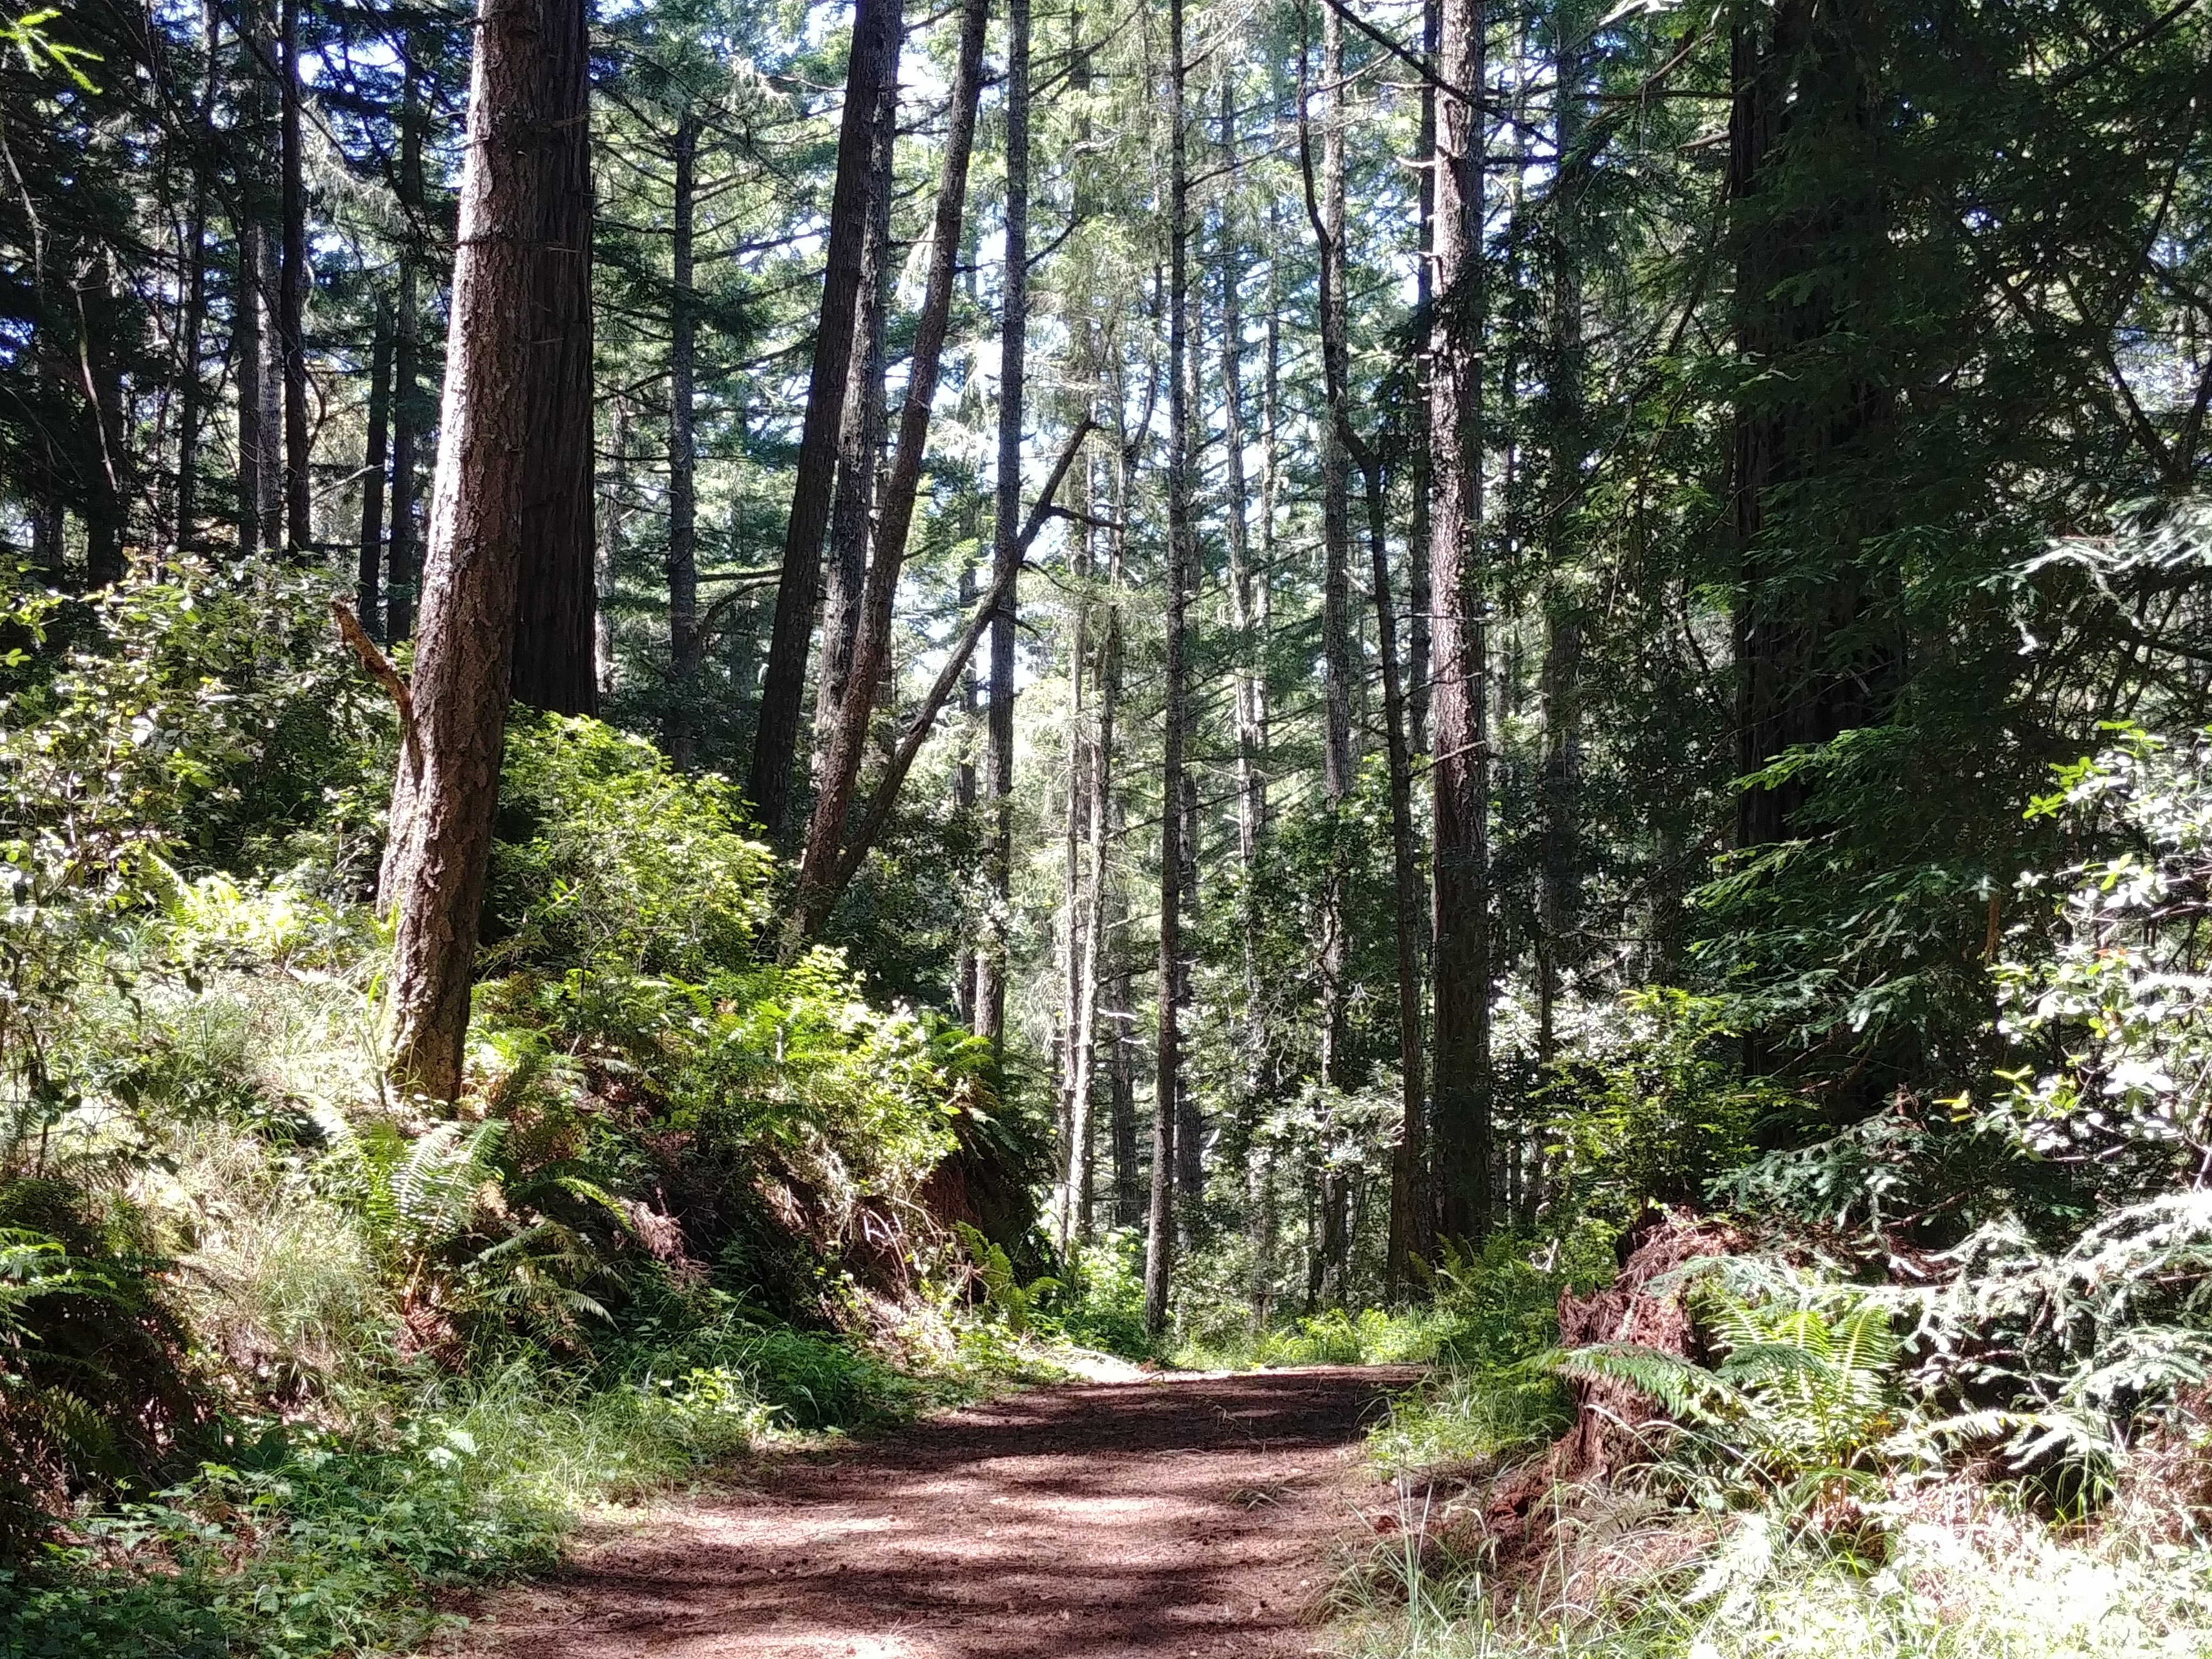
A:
[
  {"xmin": 1218, "ymin": 85, "xmax": 1272, "ymax": 1185},
  {"xmin": 955, "ymin": 557, "xmax": 980, "ymax": 1023},
  {"xmin": 747, "ymin": 0, "xmax": 904, "ymax": 841},
  {"xmin": 1536, "ymin": 14, "xmax": 1586, "ymax": 1067},
  {"xmin": 1300, "ymin": 3, "xmax": 1357, "ymax": 1304},
  {"xmin": 1109, "ymin": 935, "xmax": 1138, "ymax": 1227},
  {"xmin": 599, "ymin": 391, "xmax": 626, "ymax": 697},
  {"xmin": 1219, "ymin": 89, "xmax": 1262, "ymax": 879},
  {"xmin": 1353, "ymin": 452, "xmax": 1430, "ymax": 1287},
  {"xmin": 237, "ymin": 0, "xmax": 276, "ymax": 563},
  {"xmin": 977, "ymin": 0, "xmax": 1029, "ymax": 1054},
  {"xmin": 280, "ymin": 0, "xmax": 310, "ymax": 554},
  {"xmin": 381, "ymin": 0, "xmax": 564, "ymax": 1102},
  {"xmin": 174, "ymin": 0, "xmax": 219, "ymax": 554},
  {"xmin": 791, "ymin": 0, "xmax": 989, "ymax": 940},
  {"xmin": 1409, "ymin": 0, "xmax": 1439, "ymax": 755},
  {"xmin": 508, "ymin": 0, "xmax": 598, "ymax": 715},
  {"xmin": 1063, "ymin": 465, "xmax": 1117, "ymax": 1248},
  {"xmin": 357, "ymin": 305, "xmax": 392, "ymax": 633},
  {"xmin": 1429, "ymin": 0, "xmax": 1492, "ymax": 1247},
  {"xmin": 1144, "ymin": 0, "xmax": 1191, "ymax": 1338},
  {"xmin": 815, "ymin": 54, "xmax": 898, "ymax": 765},
  {"xmin": 1055, "ymin": 470, "xmax": 1095, "ymax": 1252},
  {"xmin": 386, "ymin": 52, "xmax": 424, "ymax": 643},
  {"xmin": 813, "ymin": 425, "xmax": 1091, "ymax": 911},
  {"xmin": 667, "ymin": 106, "xmax": 702, "ymax": 766}
]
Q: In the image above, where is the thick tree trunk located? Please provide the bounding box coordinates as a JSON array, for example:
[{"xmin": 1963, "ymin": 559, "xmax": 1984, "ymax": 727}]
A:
[
  {"xmin": 280, "ymin": 0, "xmax": 310, "ymax": 554},
  {"xmin": 977, "ymin": 0, "xmax": 1029, "ymax": 1054},
  {"xmin": 357, "ymin": 306, "xmax": 392, "ymax": 634},
  {"xmin": 508, "ymin": 0, "xmax": 597, "ymax": 716},
  {"xmin": 1429, "ymin": 0, "xmax": 1492, "ymax": 1248},
  {"xmin": 791, "ymin": 0, "xmax": 990, "ymax": 940},
  {"xmin": 1144, "ymin": 0, "xmax": 1191, "ymax": 1338},
  {"xmin": 83, "ymin": 346, "xmax": 127, "ymax": 585},
  {"xmin": 1728, "ymin": 0, "xmax": 1894, "ymax": 858},
  {"xmin": 667, "ymin": 107, "xmax": 701, "ymax": 766},
  {"xmin": 381, "ymin": 0, "xmax": 565, "ymax": 1102},
  {"xmin": 747, "ymin": 0, "xmax": 904, "ymax": 842},
  {"xmin": 386, "ymin": 54, "xmax": 425, "ymax": 643}
]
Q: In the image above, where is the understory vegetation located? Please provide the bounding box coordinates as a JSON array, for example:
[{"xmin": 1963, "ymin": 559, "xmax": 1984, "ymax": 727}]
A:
[
  {"xmin": 1337, "ymin": 723, "xmax": 2212, "ymax": 1655},
  {"xmin": 0, "ymin": 568, "xmax": 1077, "ymax": 1656}
]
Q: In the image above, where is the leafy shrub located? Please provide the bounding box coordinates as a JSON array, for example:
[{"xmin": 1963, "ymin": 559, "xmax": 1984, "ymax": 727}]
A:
[
  {"xmin": 1044, "ymin": 1229, "xmax": 1151, "ymax": 1358},
  {"xmin": 485, "ymin": 713, "xmax": 772, "ymax": 983},
  {"xmin": 1530, "ymin": 991, "xmax": 1780, "ymax": 1229}
]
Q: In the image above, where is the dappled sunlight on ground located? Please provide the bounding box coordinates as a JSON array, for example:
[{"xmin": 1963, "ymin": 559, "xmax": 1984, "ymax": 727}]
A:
[{"xmin": 450, "ymin": 1368, "xmax": 1418, "ymax": 1659}]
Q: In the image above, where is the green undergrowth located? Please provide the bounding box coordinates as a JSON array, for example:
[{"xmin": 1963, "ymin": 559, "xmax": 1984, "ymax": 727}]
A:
[
  {"xmin": 0, "ymin": 594, "xmax": 1056, "ymax": 1659},
  {"xmin": 0, "ymin": 1327, "xmax": 944, "ymax": 1659},
  {"xmin": 1165, "ymin": 1231, "xmax": 1614, "ymax": 1377},
  {"xmin": 1345, "ymin": 1263, "xmax": 2212, "ymax": 1659}
]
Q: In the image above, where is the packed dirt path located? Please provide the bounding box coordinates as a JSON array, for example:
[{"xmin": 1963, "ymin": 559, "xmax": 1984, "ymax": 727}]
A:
[{"xmin": 452, "ymin": 1367, "xmax": 1419, "ymax": 1659}]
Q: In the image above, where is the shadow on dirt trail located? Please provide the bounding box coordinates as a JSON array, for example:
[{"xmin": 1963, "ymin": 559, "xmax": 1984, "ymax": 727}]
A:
[{"xmin": 450, "ymin": 1365, "xmax": 1420, "ymax": 1659}]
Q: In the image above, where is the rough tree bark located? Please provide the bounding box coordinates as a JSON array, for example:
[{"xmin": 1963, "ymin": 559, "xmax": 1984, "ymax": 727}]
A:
[
  {"xmin": 508, "ymin": 0, "xmax": 598, "ymax": 716},
  {"xmin": 746, "ymin": 0, "xmax": 904, "ymax": 841},
  {"xmin": 381, "ymin": 0, "xmax": 566, "ymax": 1102},
  {"xmin": 1429, "ymin": 0, "xmax": 1492, "ymax": 1247}
]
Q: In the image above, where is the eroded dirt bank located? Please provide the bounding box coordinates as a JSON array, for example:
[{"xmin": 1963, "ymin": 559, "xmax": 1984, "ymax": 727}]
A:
[{"xmin": 447, "ymin": 1367, "xmax": 1419, "ymax": 1659}]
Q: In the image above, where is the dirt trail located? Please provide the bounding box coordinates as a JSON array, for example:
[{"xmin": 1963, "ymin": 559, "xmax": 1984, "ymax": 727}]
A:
[{"xmin": 450, "ymin": 1367, "xmax": 1418, "ymax": 1659}]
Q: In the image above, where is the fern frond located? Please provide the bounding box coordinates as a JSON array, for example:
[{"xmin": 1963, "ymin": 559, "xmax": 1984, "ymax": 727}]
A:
[{"xmin": 1555, "ymin": 1343, "xmax": 1743, "ymax": 1428}]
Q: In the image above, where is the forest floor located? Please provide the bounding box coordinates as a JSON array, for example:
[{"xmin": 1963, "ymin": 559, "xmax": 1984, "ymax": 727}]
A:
[{"xmin": 440, "ymin": 1366, "xmax": 1420, "ymax": 1659}]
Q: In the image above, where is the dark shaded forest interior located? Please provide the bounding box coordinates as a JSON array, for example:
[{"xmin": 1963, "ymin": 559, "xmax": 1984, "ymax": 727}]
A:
[{"xmin": 3, "ymin": 0, "xmax": 2212, "ymax": 1648}]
